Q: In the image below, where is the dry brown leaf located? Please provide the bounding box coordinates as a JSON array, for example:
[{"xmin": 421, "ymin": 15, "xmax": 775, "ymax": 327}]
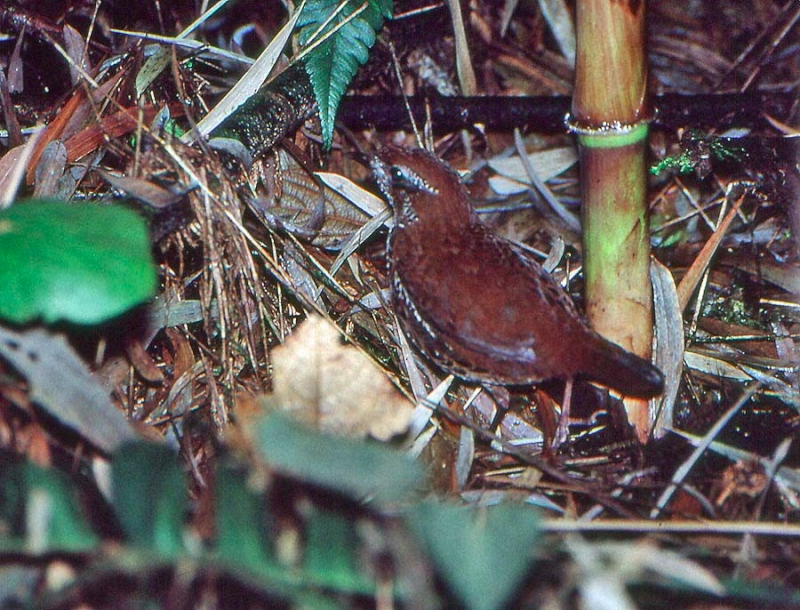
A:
[
  {"xmin": 251, "ymin": 150, "xmax": 371, "ymax": 250},
  {"xmin": 24, "ymin": 71, "xmax": 125, "ymax": 184},
  {"xmin": 63, "ymin": 104, "xmax": 183, "ymax": 163},
  {"xmin": 125, "ymin": 339, "xmax": 165, "ymax": 384},
  {"xmin": 676, "ymin": 199, "xmax": 740, "ymax": 312},
  {"xmin": 98, "ymin": 169, "xmax": 183, "ymax": 208},
  {"xmin": 271, "ymin": 315, "xmax": 413, "ymax": 440}
]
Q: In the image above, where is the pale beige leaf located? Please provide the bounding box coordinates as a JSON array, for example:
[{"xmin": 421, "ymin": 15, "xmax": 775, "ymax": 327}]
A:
[
  {"xmin": 0, "ymin": 130, "xmax": 44, "ymax": 208},
  {"xmin": 684, "ymin": 350, "xmax": 754, "ymax": 381},
  {"xmin": 272, "ymin": 315, "xmax": 413, "ymax": 440},
  {"xmin": 488, "ymin": 146, "xmax": 577, "ymax": 186},
  {"xmin": 0, "ymin": 327, "xmax": 139, "ymax": 453},
  {"xmin": 650, "ymin": 258, "xmax": 684, "ymax": 439},
  {"xmin": 537, "ymin": 0, "xmax": 576, "ymax": 64}
]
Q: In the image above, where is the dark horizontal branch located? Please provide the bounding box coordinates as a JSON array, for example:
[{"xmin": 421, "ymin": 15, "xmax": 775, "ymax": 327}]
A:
[{"xmin": 337, "ymin": 91, "xmax": 795, "ymax": 134}]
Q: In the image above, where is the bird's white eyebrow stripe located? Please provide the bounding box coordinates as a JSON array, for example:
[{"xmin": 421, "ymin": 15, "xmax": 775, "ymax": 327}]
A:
[{"xmin": 392, "ymin": 165, "xmax": 439, "ymax": 195}]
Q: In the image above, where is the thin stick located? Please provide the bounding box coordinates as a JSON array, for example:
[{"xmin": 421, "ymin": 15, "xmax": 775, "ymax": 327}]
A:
[{"xmin": 650, "ymin": 382, "xmax": 761, "ymax": 518}]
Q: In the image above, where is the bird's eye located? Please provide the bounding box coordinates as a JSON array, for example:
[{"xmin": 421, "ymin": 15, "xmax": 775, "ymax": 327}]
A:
[
  {"xmin": 390, "ymin": 166, "xmax": 436, "ymax": 194},
  {"xmin": 390, "ymin": 166, "xmax": 411, "ymax": 185}
]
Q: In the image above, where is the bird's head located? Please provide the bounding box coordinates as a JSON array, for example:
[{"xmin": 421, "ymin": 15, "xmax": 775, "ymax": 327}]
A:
[{"xmin": 370, "ymin": 147, "xmax": 473, "ymax": 228}]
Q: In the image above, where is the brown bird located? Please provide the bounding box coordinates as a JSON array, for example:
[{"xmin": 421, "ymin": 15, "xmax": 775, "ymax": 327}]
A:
[{"xmin": 371, "ymin": 147, "xmax": 664, "ymax": 408}]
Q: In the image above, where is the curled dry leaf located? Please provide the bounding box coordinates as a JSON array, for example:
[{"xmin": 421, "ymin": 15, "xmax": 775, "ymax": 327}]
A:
[{"xmin": 271, "ymin": 315, "xmax": 413, "ymax": 440}]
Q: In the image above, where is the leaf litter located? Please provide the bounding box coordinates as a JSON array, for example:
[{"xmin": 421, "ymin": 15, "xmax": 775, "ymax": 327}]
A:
[{"xmin": 0, "ymin": 0, "xmax": 799, "ymax": 607}]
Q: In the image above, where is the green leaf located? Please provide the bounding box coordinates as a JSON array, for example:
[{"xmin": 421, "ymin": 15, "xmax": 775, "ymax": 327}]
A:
[
  {"xmin": 22, "ymin": 463, "xmax": 99, "ymax": 552},
  {"xmin": 298, "ymin": 0, "xmax": 392, "ymax": 148},
  {"xmin": 212, "ymin": 465, "xmax": 305, "ymax": 601},
  {"xmin": 405, "ymin": 502, "xmax": 541, "ymax": 610},
  {"xmin": 0, "ymin": 200, "xmax": 157, "ymax": 325},
  {"xmin": 255, "ymin": 412, "xmax": 421, "ymax": 502},
  {"xmin": 214, "ymin": 464, "xmax": 374, "ymax": 599},
  {"xmin": 111, "ymin": 442, "xmax": 186, "ymax": 557},
  {"xmin": 136, "ymin": 47, "xmax": 171, "ymax": 98},
  {"xmin": 291, "ymin": 593, "xmax": 349, "ymax": 610},
  {"xmin": 720, "ymin": 577, "xmax": 800, "ymax": 606},
  {"xmin": 0, "ymin": 456, "xmax": 24, "ymax": 544},
  {"xmin": 215, "ymin": 464, "xmax": 275, "ymax": 570},
  {"xmin": 304, "ymin": 509, "xmax": 373, "ymax": 593}
]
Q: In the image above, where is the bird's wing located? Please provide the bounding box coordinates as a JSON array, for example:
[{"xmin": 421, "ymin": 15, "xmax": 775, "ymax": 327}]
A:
[{"xmin": 394, "ymin": 228, "xmax": 569, "ymax": 355}]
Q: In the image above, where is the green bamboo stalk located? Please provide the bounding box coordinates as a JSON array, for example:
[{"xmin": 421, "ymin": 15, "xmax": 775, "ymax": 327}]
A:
[{"xmin": 570, "ymin": 0, "xmax": 654, "ymax": 441}]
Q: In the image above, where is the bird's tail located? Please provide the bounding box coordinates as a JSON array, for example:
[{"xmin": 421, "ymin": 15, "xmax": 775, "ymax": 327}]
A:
[{"xmin": 580, "ymin": 334, "xmax": 665, "ymax": 399}]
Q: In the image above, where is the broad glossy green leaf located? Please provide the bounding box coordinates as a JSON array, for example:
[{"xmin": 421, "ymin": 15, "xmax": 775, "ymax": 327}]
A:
[
  {"xmin": 298, "ymin": 0, "xmax": 392, "ymax": 148},
  {"xmin": 405, "ymin": 502, "xmax": 541, "ymax": 610},
  {"xmin": 0, "ymin": 200, "xmax": 156, "ymax": 325},
  {"xmin": 255, "ymin": 412, "xmax": 420, "ymax": 502}
]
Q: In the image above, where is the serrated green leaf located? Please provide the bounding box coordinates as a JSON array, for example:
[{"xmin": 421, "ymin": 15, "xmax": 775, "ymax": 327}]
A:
[
  {"xmin": 298, "ymin": 0, "xmax": 392, "ymax": 148},
  {"xmin": 405, "ymin": 502, "xmax": 541, "ymax": 610},
  {"xmin": 111, "ymin": 442, "xmax": 185, "ymax": 557},
  {"xmin": 255, "ymin": 412, "xmax": 420, "ymax": 502},
  {"xmin": 0, "ymin": 200, "xmax": 157, "ymax": 325}
]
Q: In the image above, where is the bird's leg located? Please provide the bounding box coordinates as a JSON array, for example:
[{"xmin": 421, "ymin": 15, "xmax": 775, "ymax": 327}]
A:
[
  {"xmin": 485, "ymin": 385, "xmax": 511, "ymax": 433},
  {"xmin": 552, "ymin": 377, "xmax": 574, "ymax": 450}
]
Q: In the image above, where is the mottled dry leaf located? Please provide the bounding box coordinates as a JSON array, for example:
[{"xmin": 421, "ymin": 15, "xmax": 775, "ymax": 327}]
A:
[
  {"xmin": 251, "ymin": 150, "xmax": 371, "ymax": 250},
  {"xmin": 272, "ymin": 315, "xmax": 413, "ymax": 440}
]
